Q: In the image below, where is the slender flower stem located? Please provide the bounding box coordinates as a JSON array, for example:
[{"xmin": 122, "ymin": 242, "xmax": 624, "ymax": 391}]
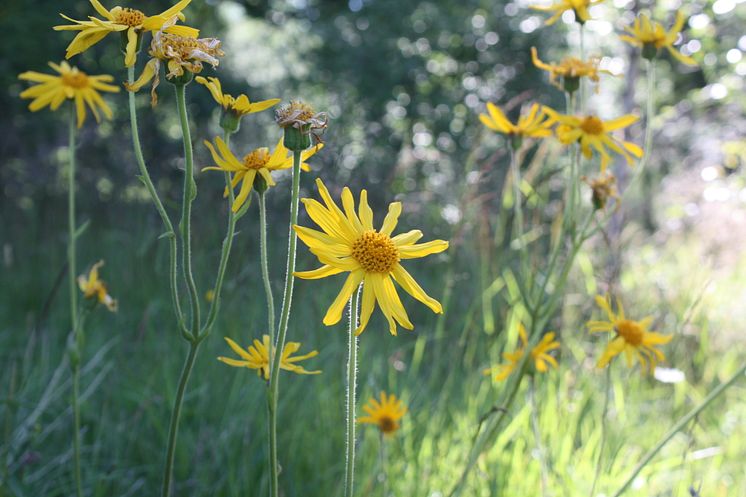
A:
[
  {"xmin": 126, "ymin": 66, "xmax": 186, "ymax": 336},
  {"xmin": 637, "ymin": 60, "xmax": 656, "ymax": 173},
  {"xmin": 344, "ymin": 286, "xmax": 361, "ymax": 497},
  {"xmin": 267, "ymin": 149, "xmax": 303, "ymax": 497},
  {"xmin": 611, "ymin": 364, "xmax": 746, "ymax": 497},
  {"xmin": 590, "ymin": 364, "xmax": 612, "ymax": 497},
  {"xmin": 200, "ymin": 130, "xmax": 238, "ymax": 337},
  {"xmin": 579, "ymin": 22, "xmax": 586, "ymax": 114},
  {"xmin": 175, "ymin": 84, "xmax": 201, "ymax": 337},
  {"xmin": 379, "ymin": 432, "xmax": 387, "ymax": 497},
  {"xmin": 528, "ymin": 376, "xmax": 550, "ymax": 497},
  {"xmin": 509, "ymin": 144, "xmax": 524, "ymax": 250},
  {"xmin": 161, "ymin": 342, "xmax": 199, "ymax": 497},
  {"xmin": 259, "ymin": 191, "xmax": 276, "ymax": 342},
  {"xmin": 66, "ymin": 108, "xmax": 83, "ymax": 497}
]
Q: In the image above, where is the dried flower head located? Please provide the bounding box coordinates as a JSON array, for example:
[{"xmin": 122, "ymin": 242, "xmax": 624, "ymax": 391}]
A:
[
  {"xmin": 125, "ymin": 21, "xmax": 224, "ymax": 105},
  {"xmin": 582, "ymin": 173, "xmax": 619, "ymax": 210},
  {"xmin": 275, "ymin": 100, "xmax": 328, "ymax": 150}
]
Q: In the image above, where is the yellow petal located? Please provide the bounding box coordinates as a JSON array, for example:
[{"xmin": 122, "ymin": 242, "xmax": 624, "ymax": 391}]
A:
[{"xmin": 322, "ymin": 271, "xmax": 364, "ymax": 326}]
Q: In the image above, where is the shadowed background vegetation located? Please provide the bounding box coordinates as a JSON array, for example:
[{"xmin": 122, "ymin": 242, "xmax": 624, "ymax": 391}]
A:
[{"xmin": 1, "ymin": 0, "xmax": 745, "ymax": 495}]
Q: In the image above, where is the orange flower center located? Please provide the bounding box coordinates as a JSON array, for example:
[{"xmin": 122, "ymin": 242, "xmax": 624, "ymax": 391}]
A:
[
  {"xmin": 580, "ymin": 116, "xmax": 604, "ymax": 135},
  {"xmin": 242, "ymin": 149, "xmax": 271, "ymax": 170},
  {"xmin": 62, "ymin": 71, "xmax": 89, "ymax": 89},
  {"xmin": 378, "ymin": 416, "xmax": 398, "ymax": 434},
  {"xmin": 352, "ymin": 230, "xmax": 399, "ymax": 273},
  {"xmin": 115, "ymin": 7, "xmax": 146, "ymax": 27},
  {"xmin": 616, "ymin": 319, "xmax": 643, "ymax": 346}
]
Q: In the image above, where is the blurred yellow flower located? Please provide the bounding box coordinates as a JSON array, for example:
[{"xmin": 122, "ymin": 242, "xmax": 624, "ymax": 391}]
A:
[
  {"xmin": 78, "ymin": 260, "xmax": 117, "ymax": 312},
  {"xmin": 543, "ymin": 108, "xmax": 643, "ymax": 171},
  {"xmin": 125, "ymin": 27, "xmax": 224, "ymax": 105},
  {"xmin": 54, "ymin": 0, "xmax": 199, "ymax": 67},
  {"xmin": 195, "ymin": 76, "xmax": 281, "ymax": 117},
  {"xmin": 358, "ymin": 391, "xmax": 407, "ymax": 435},
  {"xmin": 479, "ymin": 102, "xmax": 554, "ymax": 139},
  {"xmin": 620, "ymin": 12, "xmax": 697, "ymax": 66},
  {"xmin": 531, "ymin": 0, "xmax": 602, "ymax": 25},
  {"xmin": 294, "ymin": 178, "xmax": 449, "ymax": 336},
  {"xmin": 217, "ymin": 335, "xmax": 320, "ymax": 380},
  {"xmin": 582, "ymin": 172, "xmax": 619, "ymax": 210},
  {"xmin": 588, "ymin": 294, "xmax": 673, "ymax": 373},
  {"xmin": 531, "ymin": 47, "xmax": 613, "ymax": 92},
  {"xmin": 484, "ymin": 324, "xmax": 559, "ymax": 381},
  {"xmin": 18, "ymin": 61, "xmax": 119, "ymax": 128},
  {"xmin": 202, "ymin": 137, "xmax": 323, "ymax": 212}
]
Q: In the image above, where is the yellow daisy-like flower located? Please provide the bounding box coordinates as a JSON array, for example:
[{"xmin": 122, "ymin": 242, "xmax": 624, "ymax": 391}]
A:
[
  {"xmin": 196, "ymin": 76, "xmax": 281, "ymax": 117},
  {"xmin": 358, "ymin": 391, "xmax": 407, "ymax": 435},
  {"xmin": 531, "ymin": 0, "xmax": 602, "ymax": 25},
  {"xmin": 587, "ymin": 294, "xmax": 673, "ymax": 373},
  {"xmin": 202, "ymin": 137, "xmax": 323, "ymax": 212},
  {"xmin": 18, "ymin": 61, "xmax": 120, "ymax": 128},
  {"xmin": 619, "ymin": 12, "xmax": 697, "ymax": 66},
  {"xmin": 54, "ymin": 0, "xmax": 199, "ymax": 68},
  {"xmin": 531, "ymin": 47, "xmax": 613, "ymax": 92},
  {"xmin": 543, "ymin": 108, "xmax": 643, "ymax": 171},
  {"xmin": 483, "ymin": 324, "xmax": 559, "ymax": 381},
  {"xmin": 78, "ymin": 260, "xmax": 118, "ymax": 312},
  {"xmin": 479, "ymin": 102, "xmax": 555, "ymax": 140},
  {"xmin": 217, "ymin": 335, "xmax": 320, "ymax": 380},
  {"xmin": 294, "ymin": 178, "xmax": 449, "ymax": 336},
  {"xmin": 126, "ymin": 27, "xmax": 224, "ymax": 105}
]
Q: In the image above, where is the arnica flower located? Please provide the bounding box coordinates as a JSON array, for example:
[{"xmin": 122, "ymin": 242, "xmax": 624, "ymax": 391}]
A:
[
  {"xmin": 620, "ymin": 12, "xmax": 697, "ymax": 66},
  {"xmin": 196, "ymin": 76, "xmax": 281, "ymax": 118},
  {"xmin": 358, "ymin": 391, "xmax": 407, "ymax": 435},
  {"xmin": 78, "ymin": 260, "xmax": 117, "ymax": 312},
  {"xmin": 531, "ymin": 47, "xmax": 613, "ymax": 94},
  {"xmin": 530, "ymin": 0, "xmax": 602, "ymax": 25},
  {"xmin": 202, "ymin": 137, "xmax": 323, "ymax": 212},
  {"xmin": 54, "ymin": 0, "xmax": 199, "ymax": 68},
  {"xmin": 294, "ymin": 178, "xmax": 449, "ymax": 336},
  {"xmin": 275, "ymin": 100, "xmax": 329, "ymax": 151},
  {"xmin": 543, "ymin": 108, "xmax": 643, "ymax": 172},
  {"xmin": 582, "ymin": 172, "xmax": 619, "ymax": 210},
  {"xmin": 126, "ymin": 26, "xmax": 224, "ymax": 105},
  {"xmin": 18, "ymin": 61, "xmax": 119, "ymax": 128},
  {"xmin": 479, "ymin": 103, "xmax": 555, "ymax": 146},
  {"xmin": 484, "ymin": 324, "xmax": 559, "ymax": 381},
  {"xmin": 217, "ymin": 335, "xmax": 321, "ymax": 380},
  {"xmin": 587, "ymin": 294, "xmax": 673, "ymax": 373}
]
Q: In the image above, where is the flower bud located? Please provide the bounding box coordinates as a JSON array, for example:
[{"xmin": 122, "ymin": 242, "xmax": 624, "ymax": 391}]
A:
[{"xmin": 642, "ymin": 43, "xmax": 658, "ymax": 61}]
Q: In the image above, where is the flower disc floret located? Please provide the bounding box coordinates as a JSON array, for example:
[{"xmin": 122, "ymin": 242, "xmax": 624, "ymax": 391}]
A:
[
  {"xmin": 358, "ymin": 391, "xmax": 407, "ymax": 435},
  {"xmin": 352, "ymin": 231, "xmax": 400, "ymax": 273}
]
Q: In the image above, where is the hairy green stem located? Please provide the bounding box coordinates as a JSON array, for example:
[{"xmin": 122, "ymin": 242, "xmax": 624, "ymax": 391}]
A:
[
  {"xmin": 126, "ymin": 66, "xmax": 186, "ymax": 336},
  {"xmin": 579, "ymin": 22, "xmax": 586, "ymax": 113},
  {"xmin": 379, "ymin": 432, "xmax": 387, "ymax": 497},
  {"xmin": 529, "ymin": 376, "xmax": 550, "ymax": 497},
  {"xmin": 66, "ymin": 108, "xmax": 83, "ymax": 497},
  {"xmin": 611, "ymin": 364, "xmax": 746, "ymax": 497},
  {"xmin": 161, "ymin": 342, "xmax": 200, "ymax": 497},
  {"xmin": 590, "ymin": 364, "xmax": 612, "ymax": 497},
  {"xmin": 638, "ymin": 59, "xmax": 656, "ymax": 173},
  {"xmin": 259, "ymin": 191, "xmax": 276, "ymax": 342},
  {"xmin": 344, "ymin": 286, "xmax": 361, "ymax": 497},
  {"xmin": 200, "ymin": 130, "xmax": 238, "ymax": 337},
  {"xmin": 510, "ymin": 144, "xmax": 524, "ymax": 251},
  {"xmin": 175, "ymin": 84, "xmax": 201, "ymax": 337},
  {"xmin": 267, "ymin": 149, "xmax": 303, "ymax": 497}
]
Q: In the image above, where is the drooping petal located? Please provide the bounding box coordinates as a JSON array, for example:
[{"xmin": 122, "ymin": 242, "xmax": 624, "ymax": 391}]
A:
[{"xmin": 322, "ymin": 271, "xmax": 364, "ymax": 326}]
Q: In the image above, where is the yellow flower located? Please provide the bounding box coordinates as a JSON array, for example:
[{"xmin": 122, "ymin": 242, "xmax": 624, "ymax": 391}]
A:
[
  {"xmin": 78, "ymin": 260, "xmax": 118, "ymax": 312},
  {"xmin": 294, "ymin": 179, "xmax": 449, "ymax": 336},
  {"xmin": 484, "ymin": 324, "xmax": 559, "ymax": 381},
  {"xmin": 54, "ymin": 0, "xmax": 199, "ymax": 67},
  {"xmin": 18, "ymin": 61, "xmax": 119, "ymax": 128},
  {"xmin": 358, "ymin": 391, "xmax": 407, "ymax": 435},
  {"xmin": 531, "ymin": 0, "xmax": 602, "ymax": 25},
  {"xmin": 582, "ymin": 172, "xmax": 619, "ymax": 210},
  {"xmin": 217, "ymin": 335, "xmax": 320, "ymax": 380},
  {"xmin": 543, "ymin": 108, "xmax": 643, "ymax": 171},
  {"xmin": 125, "ymin": 26, "xmax": 224, "ymax": 105},
  {"xmin": 479, "ymin": 102, "xmax": 555, "ymax": 139},
  {"xmin": 202, "ymin": 137, "xmax": 323, "ymax": 212},
  {"xmin": 620, "ymin": 12, "xmax": 697, "ymax": 66},
  {"xmin": 587, "ymin": 294, "xmax": 673, "ymax": 373},
  {"xmin": 196, "ymin": 76, "xmax": 280, "ymax": 117},
  {"xmin": 531, "ymin": 47, "xmax": 614, "ymax": 92}
]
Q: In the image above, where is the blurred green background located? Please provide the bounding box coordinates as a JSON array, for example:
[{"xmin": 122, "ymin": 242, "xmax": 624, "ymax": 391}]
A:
[{"xmin": 2, "ymin": 0, "xmax": 746, "ymax": 496}]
